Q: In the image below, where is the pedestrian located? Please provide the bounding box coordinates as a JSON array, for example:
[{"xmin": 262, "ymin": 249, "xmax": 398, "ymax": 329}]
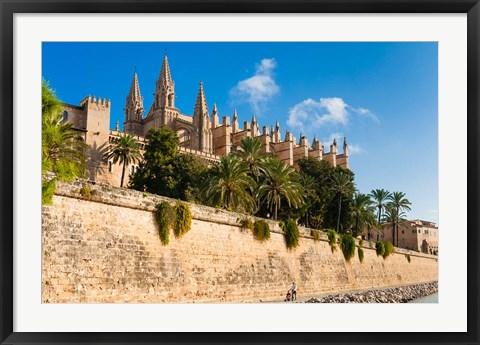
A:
[{"xmin": 291, "ymin": 282, "xmax": 297, "ymax": 301}]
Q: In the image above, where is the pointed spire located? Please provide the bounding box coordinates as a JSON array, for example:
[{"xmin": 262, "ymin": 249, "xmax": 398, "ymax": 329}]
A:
[
  {"xmin": 127, "ymin": 70, "xmax": 142, "ymax": 104},
  {"xmin": 194, "ymin": 81, "xmax": 209, "ymax": 115},
  {"xmin": 233, "ymin": 108, "xmax": 238, "ymax": 120},
  {"xmin": 313, "ymin": 134, "xmax": 317, "ymax": 142},
  {"xmin": 157, "ymin": 54, "xmax": 173, "ymax": 86},
  {"xmin": 343, "ymin": 137, "xmax": 348, "ymax": 147},
  {"xmin": 252, "ymin": 114, "xmax": 257, "ymax": 123},
  {"xmin": 211, "ymin": 103, "xmax": 219, "ymax": 128},
  {"xmin": 270, "ymin": 125, "xmax": 274, "ymax": 136},
  {"xmin": 275, "ymin": 120, "xmax": 280, "ymax": 131},
  {"xmin": 333, "ymin": 138, "xmax": 337, "ymax": 146},
  {"xmin": 115, "ymin": 120, "xmax": 119, "ymax": 131}
]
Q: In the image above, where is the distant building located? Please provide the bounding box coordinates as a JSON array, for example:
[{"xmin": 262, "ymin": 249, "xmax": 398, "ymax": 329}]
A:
[
  {"xmin": 379, "ymin": 219, "xmax": 438, "ymax": 254},
  {"xmin": 62, "ymin": 54, "xmax": 349, "ymax": 187}
]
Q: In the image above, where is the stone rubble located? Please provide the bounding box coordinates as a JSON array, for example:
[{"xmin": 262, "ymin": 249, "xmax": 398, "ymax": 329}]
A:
[{"xmin": 305, "ymin": 281, "xmax": 438, "ymax": 303}]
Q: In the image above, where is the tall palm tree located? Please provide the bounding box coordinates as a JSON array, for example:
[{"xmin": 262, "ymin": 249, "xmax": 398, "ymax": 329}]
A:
[
  {"xmin": 42, "ymin": 80, "xmax": 87, "ymax": 179},
  {"xmin": 257, "ymin": 158, "xmax": 304, "ymax": 220},
  {"xmin": 369, "ymin": 189, "xmax": 391, "ymax": 240},
  {"xmin": 387, "ymin": 191, "xmax": 412, "ymax": 246},
  {"xmin": 233, "ymin": 136, "xmax": 269, "ymax": 178},
  {"xmin": 383, "ymin": 203, "xmax": 408, "ymax": 247},
  {"xmin": 297, "ymin": 174, "xmax": 318, "ymax": 228},
  {"xmin": 203, "ymin": 154, "xmax": 257, "ymax": 212},
  {"xmin": 331, "ymin": 171, "xmax": 354, "ymax": 233},
  {"xmin": 351, "ymin": 193, "xmax": 377, "ymax": 237},
  {"xmin": 105, "ymin": 133, "xmax": 142, "ymax": 187}
]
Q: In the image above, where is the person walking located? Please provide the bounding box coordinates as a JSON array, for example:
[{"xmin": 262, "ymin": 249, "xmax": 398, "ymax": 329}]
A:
[{"xmin": 291, "ymin": 282, "xmax": 297, "ymax": 301}]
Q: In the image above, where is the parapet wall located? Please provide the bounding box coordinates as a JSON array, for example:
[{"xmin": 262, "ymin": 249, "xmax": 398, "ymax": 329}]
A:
[{"xmin": 42, "ymin": 180, "xmax": 438, "ymax": 303}]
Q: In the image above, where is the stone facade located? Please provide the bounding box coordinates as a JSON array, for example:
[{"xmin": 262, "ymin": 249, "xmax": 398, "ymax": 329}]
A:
[
  {"xmin": 62, "ymin": 55, "xmax": 349, "ymax": 187},
  {"xmin": 42, "ymin": 181, "xmax": 438, "ymax": 303},
  {"xmin": 380, "ymin": 220, "xmax": 439, "ymax": 254}
]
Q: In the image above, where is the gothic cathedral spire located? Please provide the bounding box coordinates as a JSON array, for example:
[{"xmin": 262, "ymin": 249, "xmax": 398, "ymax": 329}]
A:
[
  {"xmin": 154, "ymin": 54, "xmax": 175, "ymax": 109},
  {"xmin": 124, "ymin": 70, "xmax": 144, "ymax": 136},
  {"xmin": 192, "ymin": 81, "xmax": 212, "ymax": 153}
]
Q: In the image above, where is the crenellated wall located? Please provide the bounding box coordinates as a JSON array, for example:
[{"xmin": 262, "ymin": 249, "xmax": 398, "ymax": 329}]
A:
[{"xmin": 42, "ymin": 181, "xmax": 438, "ymax": 303}]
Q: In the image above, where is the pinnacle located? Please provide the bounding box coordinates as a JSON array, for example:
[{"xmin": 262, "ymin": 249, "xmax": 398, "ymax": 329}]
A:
[
  {"xmin": 127, "ymin": 70, "xmax": 142, "ymax": 105},
  {"xmin": 158, "ymin": 54, "xmax": 173, "ymax": 86},
  {"xmin": 212, "ymin": 103, "xmax": 218, "ymax": 113},
  {"xmin": 233, "ymin": 109, "xmax": 238, "ymax": 120},
  {"xmin": 194, "ymin": 80, "xmax": 208, "ymax": 115}
]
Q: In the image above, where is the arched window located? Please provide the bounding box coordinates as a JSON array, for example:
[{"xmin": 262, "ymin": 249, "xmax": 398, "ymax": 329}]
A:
[{"xmin": 62, "ymin": 111, "xmax": 68, "ymax": 123}]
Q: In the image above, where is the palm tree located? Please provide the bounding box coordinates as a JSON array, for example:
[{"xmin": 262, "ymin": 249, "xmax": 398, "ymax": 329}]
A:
[
  {"xmin": 331, "ymin": 171, "xmax": 354, "ymax": 233},
  {"xmin": 105, "ymin": 133, "xmax": 142, "ymax": 187},
  {"xmin": 297, "ymin": 174, "xmax": 318, "ymax": 228},
  {"xmin": 257, "ymin": 158, "xmax": 304, "ymax": 220},
  {"xmin": 351, "ymin": 193, "xmax": 377, "ymax": 237},
  {"xmin": 383, "ymin": 203, "xmax": 408, "ymax": 246},
  {"xmin": 368, "ymin": 189, "xmax": 391, "ymax": 240},
  {"xmin": 203, "ymin": 155, "xmax": 257, "ymax": 212},
  {"xmin": 233, "ymin": 136, "xmax": 269, "ymax": 178},
  {"xmin": 387, "ymin": 191, "xmax": 412, "ymax": 246},
  {"xmin": 42, "ymin": 80, "xmax": 87, "ymax": 179}
]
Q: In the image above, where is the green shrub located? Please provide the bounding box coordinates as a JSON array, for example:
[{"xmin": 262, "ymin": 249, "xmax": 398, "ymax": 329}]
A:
[
  {"xmin": 339, "ymin": 233, "xmax": 356, "ymax": 262},
  {"xmin": 311, "ymin": 229, "xmax": 321, "ymax": 242},
  {"xmin": 79, "ymin": 185, "xmax": 94, "ymax": 200},
  {"xmin": 155, "ymin": 201, "xmax": 172, "ymax": 245},
  {"xmin": 376, "ymin": 241, "xmax": 385, "ymax": 257},
  {"xmin": 42, "ymin": 179, "xmax": 56, "ymax": 205},
  {"xmin": 358, "ymin": 248, "xmax": 365, "ymax": 263},
  {"xmin": 359, "ymin": 238, "xmax": 364, "ymax": 246},
  {"xmin": 406, "ymin": 254, "xmax": 411, "ymax": 263},
  {"xmin": 239, "ymin": 217, "xmax": 254, "ymax": 232},
  {"xmin": 326, "ymin": 229, "xmax": 337, "ymax": 252},
  {"xmin": 253, "ymin": 220, "xmax": 270, "ymax": 241},
  {"xmin": 383, "ymin": 241, "xmax": 395, "ymax": 259},
  {"xmin": 173, "ymin": 201, "xmax": 192, "ymax": 238},
  {"xmin": 281, "ymin": 219, "xmax": 300, "ymax": 249}
]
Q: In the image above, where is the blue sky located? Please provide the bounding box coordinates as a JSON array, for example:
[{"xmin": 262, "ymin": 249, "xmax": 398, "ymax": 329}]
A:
[{"xmin": 42, "ymin": 42, "xmax": 438, "ymax": 223}]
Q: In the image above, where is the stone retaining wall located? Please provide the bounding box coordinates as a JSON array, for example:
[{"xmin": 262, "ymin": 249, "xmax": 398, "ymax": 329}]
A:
[{"xmin": 42, "ymin": 180, "xmax": 438, "ymax": 303}]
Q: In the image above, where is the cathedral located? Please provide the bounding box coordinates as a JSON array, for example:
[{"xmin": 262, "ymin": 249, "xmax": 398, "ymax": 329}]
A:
[{"xmin": 62, "ymin": 54, "xmax": 349, "ymax": 187}]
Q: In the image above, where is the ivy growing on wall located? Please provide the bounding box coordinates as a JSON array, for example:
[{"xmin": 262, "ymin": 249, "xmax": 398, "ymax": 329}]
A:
[
  {"xmin": 281, "ymin": 219, "xmax": 300, "ymax": 249},
  {"xmin": 173, "ymin": 201, "xmax": 192, "ymax": 238},
  {"xmin": 383, "ymin": 241, "xmax": 395, "ymax": 259},
  {"xmin": 253, "ymin": 220, "xmax": 270, "ymax": 241},
  {"xmin": 311, "ymin": 229, "xmax": 321, "ymax": 242},
  {"xmin": 339, "ymin": 233, "xmax": 356, "ymax": 262},
  {"xmin": 326, "ymin": 229, "xmax": 337, "ymax": 252},
  {"xmin": 358, "ymin": 247, "xmax": 365, "ymax": 263},
  {"xmin": 376, "ymin": 241, "xmax": 385, "ymax": 257},
  {"xmin": 155, "ymin": 201, "xmax": 172, "ymax": 245}
]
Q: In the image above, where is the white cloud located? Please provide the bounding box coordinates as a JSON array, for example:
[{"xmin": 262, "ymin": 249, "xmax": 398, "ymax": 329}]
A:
[
  {"xmin": 287, "ymin": 97, "xmax": 377, "ymax": 133},
  {"xmin": 230, "ymin": 58, "xmax": 280, "ymax": 113}
]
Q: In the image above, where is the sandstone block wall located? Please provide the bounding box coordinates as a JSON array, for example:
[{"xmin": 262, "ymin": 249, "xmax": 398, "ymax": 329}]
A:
[{"xmin": 42, "ymin": 181, "xmax": 438, "ymax": 303}]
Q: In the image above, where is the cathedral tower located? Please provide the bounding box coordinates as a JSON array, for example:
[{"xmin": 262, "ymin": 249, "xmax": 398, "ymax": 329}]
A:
[
  {"xmin": 124, "ymin": 70, "xmax": 144, "ymax": 136},
  {"xmin": 192, "ymin": 81, "xmax": 213, "ymax": 153}
]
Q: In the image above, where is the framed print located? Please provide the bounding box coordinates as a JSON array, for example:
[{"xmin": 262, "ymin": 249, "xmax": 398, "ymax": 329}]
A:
[{"xmin": 1, "ymin": 0, "xmax": 479, "ymax": 344}]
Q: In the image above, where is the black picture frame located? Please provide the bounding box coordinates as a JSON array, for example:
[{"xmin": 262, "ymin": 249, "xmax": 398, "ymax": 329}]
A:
[{"xmin": 1, "ymin": 1, "xmax": 479, "ymax": 344}]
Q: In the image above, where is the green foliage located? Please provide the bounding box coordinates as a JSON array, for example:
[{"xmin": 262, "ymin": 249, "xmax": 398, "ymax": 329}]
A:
[
  {"xmin": 406, "ymin": 254, "xmax": 411, "ymax": 263},
  {"xmin": 202, "ymin": 155, "xmax": 256, "ymax": 213},
  {"xmin": 79, "ymin": 185, "xmax": 94, "ymax": 200},
  {"xmin": 253, "ymin": 220, "xmax": 270, "ymax": 241},
  {"xmin": 383, "ymin": 241, "xmax": 395, "ymax": 259},
  {"xmin": 281, "ymin": 219, "xmax": 300, "ymax": 249},
  {"xmin": 311, "ymin": 229, "xmax": 321, "ymax": 242},
  {"xmin": 326, "ymin": 229, "xmax": 337, "ymax": 252},
  {"xmin": 358, "ymin": 247, "xmax": 365, "ymax": 263},
  {"xmin": 257, "ymin": 157, "xmax": 304, "ymax": 220},
  {"xmin": 155, "ymin": 202, "xmax": 172, "ymax": 245},
  {"xmin": 173, "ymin": 201, "xmax": 192, "ymax": 238},
  {"xmin": 42, "ymin": 179, "xmax": 56, "ymax": 205},
  {"xmin": 131, "ymin": 127, "xmax": 209, "ymax": 202},
  {"xmin": 239, "ymin": 217, "xmax": 254, "ymax": 232},
  {"xmin": 42, "ymin": 80, "xmax": 87, "ymax": 204},
  {"xmin": 105, "ymin": 133, "xmax": 142, "ymax": 188},
  {"xmin": 359, "ymin": 238, "xmax": 364, "ymax": 246},
  {"xmin": 376, "ymin": 241, "xmax": 385, "ymax": 256},
  {"xmin": 339, "ymin": 233, "xmax": 356, "ymax": 262}
]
